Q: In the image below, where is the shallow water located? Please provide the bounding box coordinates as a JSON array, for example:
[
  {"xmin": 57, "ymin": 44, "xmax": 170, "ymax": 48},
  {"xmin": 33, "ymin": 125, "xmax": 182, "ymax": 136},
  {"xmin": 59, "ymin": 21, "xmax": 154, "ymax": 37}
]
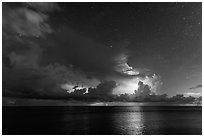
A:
[{"xmin": 2, "ymin": 106, "xmax": 202, "ymax": 135}]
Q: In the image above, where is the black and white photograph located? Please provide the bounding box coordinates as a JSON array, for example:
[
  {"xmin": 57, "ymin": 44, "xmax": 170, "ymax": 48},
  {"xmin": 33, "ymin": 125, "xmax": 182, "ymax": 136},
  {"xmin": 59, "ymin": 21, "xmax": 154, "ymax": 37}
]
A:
[{"xmin": 2, "ymin": 1, "xmax": 202, "ymax": 135}]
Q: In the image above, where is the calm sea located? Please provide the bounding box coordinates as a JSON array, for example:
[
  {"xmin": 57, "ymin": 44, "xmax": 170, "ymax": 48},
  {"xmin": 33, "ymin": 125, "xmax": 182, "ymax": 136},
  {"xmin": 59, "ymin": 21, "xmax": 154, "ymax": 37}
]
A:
[{"xmin": 2, "ymin": 106, "xmax": 202, "ymax": 135}]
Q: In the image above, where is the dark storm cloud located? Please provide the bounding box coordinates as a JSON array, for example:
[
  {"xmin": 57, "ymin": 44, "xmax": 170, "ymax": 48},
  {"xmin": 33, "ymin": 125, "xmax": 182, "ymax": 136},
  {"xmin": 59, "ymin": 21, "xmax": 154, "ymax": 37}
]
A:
[
  {"xmin": 2, "ymin": 2, "xmax": 101, "ymax": 99},
  {"xmin": 68, "ymin": 81, "xmax": 117, "ymax": 101},
  {"xmin": 7, "ymin": 42, "xmax": 42, "ymax": 69},
  {"xmin": 2, "ymin": 25, "xmax": 158, "ymax": 100},
  {"xmin": 88, "ymin": 81, "xmax": 117, "ymax": 96},
  {"xmin": 40, "ymin": 22, "xmax": 150, "ymax": 84},
  {"xmin": 43, "ymin": 26, "xmax": 128, "ymax": 79},
  {"xmin": 189, "ymin": 84, "xmax": 202, "ymax": 90},
  {"xmin": 3, "ymin": 62, "xmax": 100, "ymax": 99},
  {"xmin": 25, "ymin": 2, "xmax": 60, "ymax": 12},
  {"xmin": 2, "ymin": 4, "xmax": 54, "ymax": 38},
  {"xmin": 4, "ymin": 2, "xmax": 200, "ymax": 103}
]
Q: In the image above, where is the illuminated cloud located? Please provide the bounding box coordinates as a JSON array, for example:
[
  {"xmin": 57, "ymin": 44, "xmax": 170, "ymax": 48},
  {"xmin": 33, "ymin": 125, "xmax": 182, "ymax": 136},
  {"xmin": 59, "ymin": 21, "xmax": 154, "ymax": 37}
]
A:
[
  {"xmin": 184, "ymin": 92, "xmax": 202, "ymax": 97},
  {"xmin": 113, "ymin": 52, "xmax": 163, "ymax": 95},
  {"xmin": 113, "ymin": 77, "xmax": 140, "ymax": 94},
  {"xmin": 184, "ymin": 85, "xmax": 202, "ymax": 97},
  {"xmin": 135, "ymin": 81, "xmax": 152, "ymax": 98},
  {"xmin": 114, "ymin": 52, "xmax": 139, "ymax": 75},
  {"xmin": 142, "ymin": 74, "xmax": 163, "ymax": 94}
]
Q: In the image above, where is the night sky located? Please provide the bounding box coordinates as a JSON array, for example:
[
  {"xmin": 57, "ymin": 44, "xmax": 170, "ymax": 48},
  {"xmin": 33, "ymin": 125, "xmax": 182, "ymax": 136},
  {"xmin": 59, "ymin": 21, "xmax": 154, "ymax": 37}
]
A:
[{"xmin": 2, "ymin": 2, "xmax": 202, "ymax": 105}]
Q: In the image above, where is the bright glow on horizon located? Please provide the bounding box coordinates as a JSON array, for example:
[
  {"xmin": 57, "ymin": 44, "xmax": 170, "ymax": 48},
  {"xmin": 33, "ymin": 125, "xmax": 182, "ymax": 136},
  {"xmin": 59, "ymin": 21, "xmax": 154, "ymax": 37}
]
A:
[{"xmin": 113, "ymin": 78, "xmax": 140, "ymax": 95}]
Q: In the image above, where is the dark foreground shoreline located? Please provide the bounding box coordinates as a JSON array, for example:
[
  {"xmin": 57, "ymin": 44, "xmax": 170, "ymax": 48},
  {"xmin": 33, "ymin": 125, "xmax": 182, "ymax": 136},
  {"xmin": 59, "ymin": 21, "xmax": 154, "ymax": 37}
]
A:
[{"xmin": 2, "ymin": 106, "xmax": 202, "ymax": 135}]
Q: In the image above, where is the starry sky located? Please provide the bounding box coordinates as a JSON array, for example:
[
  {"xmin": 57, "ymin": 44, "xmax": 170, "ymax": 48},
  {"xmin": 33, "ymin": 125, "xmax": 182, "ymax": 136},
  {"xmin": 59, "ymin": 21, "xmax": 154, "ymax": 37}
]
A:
[{"xmin": 2, "ymin": 2, "xmax": 202, "ymax": 104}]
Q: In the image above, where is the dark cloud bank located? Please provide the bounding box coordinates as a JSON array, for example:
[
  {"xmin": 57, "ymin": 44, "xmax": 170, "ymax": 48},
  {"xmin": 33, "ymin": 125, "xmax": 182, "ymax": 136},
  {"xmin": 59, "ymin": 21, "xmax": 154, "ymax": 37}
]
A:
[{"xmin": 2, "ymin": 2, "xmax": 202, "ymax": 105}]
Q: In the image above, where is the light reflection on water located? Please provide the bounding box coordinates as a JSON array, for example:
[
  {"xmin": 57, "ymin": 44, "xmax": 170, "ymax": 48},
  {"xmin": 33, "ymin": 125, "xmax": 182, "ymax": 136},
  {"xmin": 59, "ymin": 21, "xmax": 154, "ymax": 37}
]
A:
[
  {"xmin": 59, "ymin": 106, "xmax": 201, "ymax": 135},
  {"xmin": 3, "ymin": 106, "xmax": 202, "ymax": 135},
  {"xmin": 60, "ymin": 107, "xmax": 149, "ymax": 134},
  {"xmin": 111, "ymin": 107, "xmax": 145, "ymax": 135}
]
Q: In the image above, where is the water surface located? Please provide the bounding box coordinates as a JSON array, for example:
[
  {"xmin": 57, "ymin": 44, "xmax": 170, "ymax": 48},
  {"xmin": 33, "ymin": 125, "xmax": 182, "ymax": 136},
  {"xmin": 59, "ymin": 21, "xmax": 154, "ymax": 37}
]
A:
[{"xmin": 3, "ymin": 106, "xmax": 202, "ymax": 135}]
